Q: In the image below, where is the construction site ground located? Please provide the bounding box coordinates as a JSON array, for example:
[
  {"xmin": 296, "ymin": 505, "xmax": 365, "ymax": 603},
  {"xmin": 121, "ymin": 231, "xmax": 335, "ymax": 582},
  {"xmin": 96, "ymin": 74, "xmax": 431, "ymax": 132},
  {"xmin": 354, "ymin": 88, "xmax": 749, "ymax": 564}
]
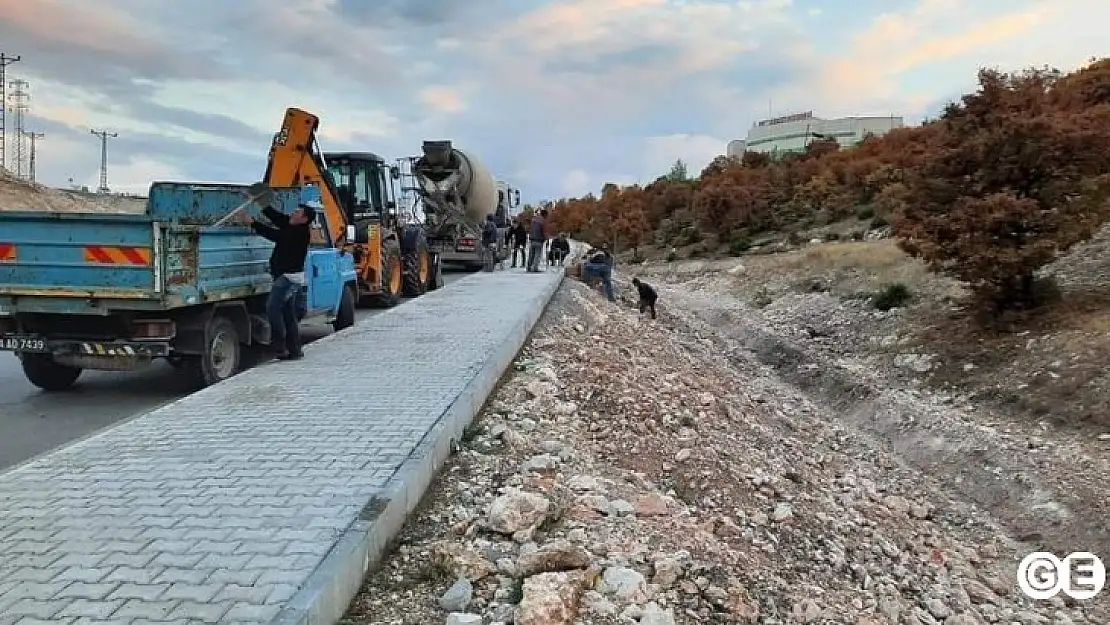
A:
[{"xmin": 341, "ymin": 237, "xmax": 1110, "ymax": 624}]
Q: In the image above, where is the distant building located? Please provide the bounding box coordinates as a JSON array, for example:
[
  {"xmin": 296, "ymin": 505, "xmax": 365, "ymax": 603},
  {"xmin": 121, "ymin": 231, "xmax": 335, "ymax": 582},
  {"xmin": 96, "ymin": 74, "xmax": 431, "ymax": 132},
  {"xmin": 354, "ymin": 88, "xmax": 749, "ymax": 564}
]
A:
[{"xmin": 730, "ymin": 111, "xmax": 904, "ymax": 158}]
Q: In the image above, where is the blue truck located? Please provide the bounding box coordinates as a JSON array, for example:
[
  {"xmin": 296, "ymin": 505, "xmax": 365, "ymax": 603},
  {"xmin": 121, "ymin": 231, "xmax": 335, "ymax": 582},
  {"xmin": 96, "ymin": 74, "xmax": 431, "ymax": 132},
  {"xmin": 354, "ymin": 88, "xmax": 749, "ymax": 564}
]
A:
[{"xmin": 0, "ymin": 181, "xmax": 357, "ymax": 390}]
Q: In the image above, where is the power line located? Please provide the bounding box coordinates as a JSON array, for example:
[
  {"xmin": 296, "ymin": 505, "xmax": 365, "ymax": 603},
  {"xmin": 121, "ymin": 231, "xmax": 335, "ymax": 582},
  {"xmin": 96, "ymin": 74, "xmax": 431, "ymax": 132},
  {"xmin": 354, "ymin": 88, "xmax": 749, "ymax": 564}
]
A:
[
  {"xmin": 8, "ymin": 78, "xmax": 28, "ymax": 179},
  {"xmin": 26, "ymin": 131, "xmax": 43, "ymax": 183},
  {"xmin": 90, "ymin": 129, "xmax": 117, "ymax": 194},
  {"xmin": 0, "ymin": 53, "xmax": 21, "ymax": 173}
]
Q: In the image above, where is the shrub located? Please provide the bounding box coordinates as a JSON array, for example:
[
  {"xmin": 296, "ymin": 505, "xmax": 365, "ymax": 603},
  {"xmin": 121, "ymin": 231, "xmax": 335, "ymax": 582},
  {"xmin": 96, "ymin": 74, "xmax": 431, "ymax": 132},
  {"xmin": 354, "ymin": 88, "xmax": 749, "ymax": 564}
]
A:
[{"xmin": 871, "ymin": 283, "xmax": 912, "ymax": 310}]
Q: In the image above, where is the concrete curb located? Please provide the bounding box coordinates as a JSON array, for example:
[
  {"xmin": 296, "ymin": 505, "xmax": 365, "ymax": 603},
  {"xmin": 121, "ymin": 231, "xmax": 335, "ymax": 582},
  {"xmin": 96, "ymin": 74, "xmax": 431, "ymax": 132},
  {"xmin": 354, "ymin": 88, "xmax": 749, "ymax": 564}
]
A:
[{"xmin": 271, "ymin": 264, "xmax": 568, "ymax": 625}]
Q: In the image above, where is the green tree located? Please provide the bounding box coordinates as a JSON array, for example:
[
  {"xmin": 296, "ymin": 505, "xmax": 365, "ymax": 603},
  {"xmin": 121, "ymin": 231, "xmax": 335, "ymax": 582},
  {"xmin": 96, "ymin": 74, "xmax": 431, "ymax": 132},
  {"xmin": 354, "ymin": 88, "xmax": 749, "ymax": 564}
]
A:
[{"xmin": 666, "ymin": 159, "xmax": 689, "ymax": 182}]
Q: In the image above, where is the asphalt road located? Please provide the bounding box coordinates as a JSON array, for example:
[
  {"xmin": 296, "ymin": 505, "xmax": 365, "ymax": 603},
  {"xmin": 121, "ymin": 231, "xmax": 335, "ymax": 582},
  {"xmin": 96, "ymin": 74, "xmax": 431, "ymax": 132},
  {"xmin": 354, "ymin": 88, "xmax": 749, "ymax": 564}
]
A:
[{"xmin": 0, "ymin": 270, "xmax": 472, "ymax": 471}]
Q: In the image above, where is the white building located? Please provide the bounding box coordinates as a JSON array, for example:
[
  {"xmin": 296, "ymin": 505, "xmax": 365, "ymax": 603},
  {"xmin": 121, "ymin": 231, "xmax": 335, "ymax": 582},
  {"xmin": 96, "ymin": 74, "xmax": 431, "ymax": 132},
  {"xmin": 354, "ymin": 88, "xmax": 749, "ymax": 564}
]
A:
[{"xmin": 731, "ymin": 111, "xmax": 904, "ymax": 158}]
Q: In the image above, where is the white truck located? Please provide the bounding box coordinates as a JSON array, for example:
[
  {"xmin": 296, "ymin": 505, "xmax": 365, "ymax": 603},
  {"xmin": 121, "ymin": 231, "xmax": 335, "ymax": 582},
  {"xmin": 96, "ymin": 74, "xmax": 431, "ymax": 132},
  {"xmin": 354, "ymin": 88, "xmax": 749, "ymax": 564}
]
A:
[{"xmin": 408, "ymin": 141, "xmax": 520, "ymax": 269}]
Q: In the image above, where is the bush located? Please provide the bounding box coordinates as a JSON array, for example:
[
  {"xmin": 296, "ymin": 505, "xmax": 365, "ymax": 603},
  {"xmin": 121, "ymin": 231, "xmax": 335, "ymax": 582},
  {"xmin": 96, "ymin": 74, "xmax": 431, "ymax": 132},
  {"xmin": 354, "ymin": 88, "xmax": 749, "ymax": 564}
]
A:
[
  {"xmin": 855, "ymin": 205, "xmax": 875, "ymax": 220},
  {"xmin": 824, "ymin": 231, "xmax": 840, "ymax": 241},
  {"xmin": 665, "ymin": 250, "xmax": 677, "ymax": 262},
  {"xmin": 871, "ymin": 283, "xmax": 912, "ymax": 310},
  {"xmin": 728, "ymin": 231, "xmax": 751, "ymax": 256}
]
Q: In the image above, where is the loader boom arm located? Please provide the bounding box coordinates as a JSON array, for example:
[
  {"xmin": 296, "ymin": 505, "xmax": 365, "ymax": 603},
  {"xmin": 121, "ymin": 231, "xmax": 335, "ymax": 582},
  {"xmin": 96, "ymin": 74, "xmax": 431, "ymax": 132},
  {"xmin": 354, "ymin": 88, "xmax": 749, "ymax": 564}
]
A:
[{"xmin": 262, "ymin": 108, "xmax": 348, "ymax": 246}]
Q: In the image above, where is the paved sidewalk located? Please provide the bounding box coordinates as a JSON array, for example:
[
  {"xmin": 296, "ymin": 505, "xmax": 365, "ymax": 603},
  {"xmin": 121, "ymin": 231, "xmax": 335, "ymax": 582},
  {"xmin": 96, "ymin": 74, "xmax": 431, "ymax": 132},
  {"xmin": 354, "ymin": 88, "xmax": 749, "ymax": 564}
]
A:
[{"xmin": 0, "ymin": 264, "xmax": 567, "ymax": 624}]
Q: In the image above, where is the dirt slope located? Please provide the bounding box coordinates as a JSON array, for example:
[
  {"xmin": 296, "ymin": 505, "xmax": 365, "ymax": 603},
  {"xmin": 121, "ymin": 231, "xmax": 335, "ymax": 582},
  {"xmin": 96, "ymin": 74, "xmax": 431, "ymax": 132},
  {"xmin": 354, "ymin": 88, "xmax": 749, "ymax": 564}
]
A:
[
  {"xmin": 342, "ymin": 278, "xmax": 1106, "ymax": 625},
  {"xmin": 0, "ymin": 171, "xmax": 145, "ymax": 212}
]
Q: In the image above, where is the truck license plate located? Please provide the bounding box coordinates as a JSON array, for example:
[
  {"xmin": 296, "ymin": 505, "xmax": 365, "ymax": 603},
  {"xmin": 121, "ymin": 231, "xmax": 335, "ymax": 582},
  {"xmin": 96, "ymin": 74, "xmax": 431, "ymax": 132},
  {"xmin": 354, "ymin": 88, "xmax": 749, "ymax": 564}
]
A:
[{"xmin": 0, "ymin": 335, "xmax": 47, "ymax": 352}]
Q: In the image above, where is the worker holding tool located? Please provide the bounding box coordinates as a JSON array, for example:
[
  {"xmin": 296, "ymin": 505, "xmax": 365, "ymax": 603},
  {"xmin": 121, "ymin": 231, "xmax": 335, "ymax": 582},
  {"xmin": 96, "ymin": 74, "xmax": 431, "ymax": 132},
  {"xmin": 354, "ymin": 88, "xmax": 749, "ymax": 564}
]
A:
[{"xmin": 231, "ymin": 186, "xmax": 319, "ymax": 360}]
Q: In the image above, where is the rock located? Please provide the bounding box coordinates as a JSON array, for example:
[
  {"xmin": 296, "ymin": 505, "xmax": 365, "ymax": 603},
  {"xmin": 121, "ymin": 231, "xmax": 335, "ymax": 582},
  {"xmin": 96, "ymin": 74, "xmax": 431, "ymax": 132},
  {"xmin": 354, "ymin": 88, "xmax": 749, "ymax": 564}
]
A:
[
  {"xmin": 652, "ymin": 557, "xmax": 683, "ymax": 588},
  {"xmin": 635, "ymin": 492, "xmax": 672, "ymax": 517},
  {"xmin": 523, "ymin": 454, "xmax": 559, "ymax": 472},
  {"xmin": 566, "ymin": 528, "xmax": 587, "ymax": 543},
  {"xmin": 487, "ymin": 490, "xmax": 551, "ymax": 535},
  {"xmin": 608, "ymin": 499, "xmax": 635, "ymax": 515},
  {"xmin": 640, "ymin": 601, "xmax": 676, "ymax": 625},
  {"xmin": 445, "ymin": 613, "xmax": 482, "ymax": 625},
  {"xmin": 432, "ymin": 542, "xmax": 497, "ymax": 581},
  {"xmin": 772, "ymin": 502, "xmax": 793, "ymax": 521},
  {"xmin": 596, "ymin": 566, "xmax": 648, "ymax": 602},
  {"xmin": 924, "ymin": 597, "xmax": 950, "ymax": 619},
  {"xmin": 961, "ymin": 579, "xmax": 1000, "ymax": 604},
  {"xmin": 516, "ymin": 540, "xmax": 592, "ymax": 577},
  {"xmin": 439, "ymin": 578, "xmax": 473, "ymax": 612},
  {"xmin": 515, "ymin": 570, "xmax": 587, "ymax": 625},
  {"xmin": 675, "ymin": 448, "xmax": 692, "ymax": 462},
  {"xmin": 582, "ymin": 590, "xmax": 618, "ymax": 616}
]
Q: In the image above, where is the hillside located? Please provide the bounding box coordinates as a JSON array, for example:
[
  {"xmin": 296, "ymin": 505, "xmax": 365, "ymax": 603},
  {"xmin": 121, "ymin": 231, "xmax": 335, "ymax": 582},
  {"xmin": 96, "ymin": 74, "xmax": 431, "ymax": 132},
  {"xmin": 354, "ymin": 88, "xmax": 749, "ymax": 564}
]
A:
[{"xmin": 0, "ymin": 171, "xmax": 145, "ymax": 212}]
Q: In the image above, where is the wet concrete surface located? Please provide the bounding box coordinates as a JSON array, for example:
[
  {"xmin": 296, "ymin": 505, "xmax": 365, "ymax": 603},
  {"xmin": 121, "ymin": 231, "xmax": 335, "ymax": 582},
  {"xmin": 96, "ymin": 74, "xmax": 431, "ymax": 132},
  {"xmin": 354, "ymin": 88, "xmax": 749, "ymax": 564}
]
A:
[{"xmin": 0, "ymin": 271, "xmax": 472, "ymax": 471}]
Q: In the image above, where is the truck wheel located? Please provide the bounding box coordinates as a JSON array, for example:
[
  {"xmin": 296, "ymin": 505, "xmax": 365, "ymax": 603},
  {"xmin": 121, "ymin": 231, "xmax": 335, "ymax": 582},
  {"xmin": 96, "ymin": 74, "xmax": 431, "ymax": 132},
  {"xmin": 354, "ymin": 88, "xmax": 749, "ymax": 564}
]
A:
[
  {"xmin": 332, "ymin": 284, "xmax": 356, "ymax": 331},
  {"xmin": 363, "ymin": 239, "xmax": 403, "ymax": 308},
  {"xmin": 182, "ymin": 315, "xmax": 241, "ymax": 387},
  {"xmin": 21, "ymin": 353, "xmax": 82, "ymax": 392},
  {"xmin": 401, "ymin": 227, "xmax": 430, "ymax": 297}
]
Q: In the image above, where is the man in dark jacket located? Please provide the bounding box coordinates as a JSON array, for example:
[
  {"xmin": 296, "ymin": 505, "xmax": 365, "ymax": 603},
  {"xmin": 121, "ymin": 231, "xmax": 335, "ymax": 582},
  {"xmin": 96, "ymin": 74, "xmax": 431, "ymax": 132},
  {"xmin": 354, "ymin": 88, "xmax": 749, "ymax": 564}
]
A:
[
  {"xmin": 481, "ymin": 214, "xmax": 499, "ymax": 271},
  {"xmin": 547, "ymin": 233, "xmax": 570, "ymax": 266},
  {"xmin": 245, "ymin": 193, "xmax": 317, "ymax": 360},
  {"xmin": 509, "ymin": 219, "xmax": 528, "ymax": 268},
  {"xmin": 632, "ymin": 277, "xmax": 658, "ymax": 319},
  {"xmin": 526, "ymin": 209, "xmax": 548, "ymax": 272}
]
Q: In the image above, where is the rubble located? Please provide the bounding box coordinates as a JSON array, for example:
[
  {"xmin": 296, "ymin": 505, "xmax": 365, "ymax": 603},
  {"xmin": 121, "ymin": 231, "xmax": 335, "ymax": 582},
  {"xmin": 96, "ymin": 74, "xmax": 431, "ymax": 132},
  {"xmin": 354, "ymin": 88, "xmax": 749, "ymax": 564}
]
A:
[
  {"xmin": 344, "ymin": 278, "xmax": 1107, "ymax": 624},
  {"xmin": 0, "ymin": 170, "xmax": 145, "ymax": 212}
]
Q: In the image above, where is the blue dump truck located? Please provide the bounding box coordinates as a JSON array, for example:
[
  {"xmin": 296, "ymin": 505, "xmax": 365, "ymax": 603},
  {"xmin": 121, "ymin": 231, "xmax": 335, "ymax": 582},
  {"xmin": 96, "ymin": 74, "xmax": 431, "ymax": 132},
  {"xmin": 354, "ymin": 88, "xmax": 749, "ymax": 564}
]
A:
[{"xmin": 0, "ymin": 182, "xmax": 356, "ymax": 390}]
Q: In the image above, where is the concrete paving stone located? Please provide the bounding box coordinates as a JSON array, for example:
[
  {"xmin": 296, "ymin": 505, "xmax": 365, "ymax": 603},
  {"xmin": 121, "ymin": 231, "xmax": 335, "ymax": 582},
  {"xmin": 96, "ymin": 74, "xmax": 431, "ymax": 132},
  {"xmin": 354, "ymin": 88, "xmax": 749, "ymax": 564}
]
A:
[{"xmin": 0, "ymin": 268, "xmax": 567, "ymax": 624}]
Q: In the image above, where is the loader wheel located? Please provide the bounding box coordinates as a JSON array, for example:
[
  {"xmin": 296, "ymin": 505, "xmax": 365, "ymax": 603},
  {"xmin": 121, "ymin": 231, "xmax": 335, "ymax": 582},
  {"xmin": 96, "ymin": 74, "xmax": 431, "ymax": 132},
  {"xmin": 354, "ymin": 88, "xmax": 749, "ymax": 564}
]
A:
[
  {"xmin": 363, "ymin": 239, "xmax": 403, "ymax": 308},
  {"xmin": 401, "ymin": 227, "xmax": 430, "ymax": 297},
  {"xmin": 21, "ymin": 353, "xmax": 82, "ymax": 392}
]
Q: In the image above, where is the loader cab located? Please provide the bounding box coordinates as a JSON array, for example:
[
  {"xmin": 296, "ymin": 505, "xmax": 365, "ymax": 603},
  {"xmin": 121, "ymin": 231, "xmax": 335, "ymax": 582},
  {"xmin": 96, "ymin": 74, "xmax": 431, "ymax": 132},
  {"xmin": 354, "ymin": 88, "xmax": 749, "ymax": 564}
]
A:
[{"xmin": 323, "ymin": 152, "xmax": 398, "ymax": 229}]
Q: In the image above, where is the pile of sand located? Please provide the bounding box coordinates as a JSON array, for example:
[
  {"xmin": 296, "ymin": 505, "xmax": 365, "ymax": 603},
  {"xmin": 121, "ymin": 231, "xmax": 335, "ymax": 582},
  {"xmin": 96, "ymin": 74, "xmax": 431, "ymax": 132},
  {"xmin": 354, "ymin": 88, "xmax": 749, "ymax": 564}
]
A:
[{"xmin": 0, "ymin": 170, "xmax": 145, "ymax": 213}]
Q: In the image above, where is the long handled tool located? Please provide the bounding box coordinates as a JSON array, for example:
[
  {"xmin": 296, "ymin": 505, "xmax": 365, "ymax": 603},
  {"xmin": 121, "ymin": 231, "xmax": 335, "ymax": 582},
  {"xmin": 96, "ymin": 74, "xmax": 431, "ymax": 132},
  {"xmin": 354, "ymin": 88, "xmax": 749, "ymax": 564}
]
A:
[{"xmin": 212, "ymin": 182, "xmax": 275, "ymax": 227}]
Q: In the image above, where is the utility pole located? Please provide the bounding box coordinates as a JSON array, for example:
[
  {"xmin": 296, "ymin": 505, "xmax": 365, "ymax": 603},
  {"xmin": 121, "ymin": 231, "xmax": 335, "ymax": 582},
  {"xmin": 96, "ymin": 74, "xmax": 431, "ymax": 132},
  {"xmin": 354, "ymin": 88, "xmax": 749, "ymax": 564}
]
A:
[
  {"xmin": 26, "ymin": 131, "xmax": 42, "ymax": 183},
  {"xmin": 8, "ymin": 78, "xmax": 28, "ymax": 179},
  {"xmin": 0, "ymin": 53, "xmax": 20, "ymax": 173},
  {"xmin": 90, "ymin": 129, "xmax": 117, "ymax": 194}
]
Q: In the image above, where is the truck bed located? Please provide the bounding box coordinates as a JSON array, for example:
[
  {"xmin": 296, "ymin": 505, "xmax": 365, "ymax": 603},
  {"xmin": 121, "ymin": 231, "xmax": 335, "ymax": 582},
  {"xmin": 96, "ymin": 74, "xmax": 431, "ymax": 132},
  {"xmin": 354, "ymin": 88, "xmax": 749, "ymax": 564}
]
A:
[{"xmin": 0, "ymin": 182, "xmax": 301, "ymax": 315}]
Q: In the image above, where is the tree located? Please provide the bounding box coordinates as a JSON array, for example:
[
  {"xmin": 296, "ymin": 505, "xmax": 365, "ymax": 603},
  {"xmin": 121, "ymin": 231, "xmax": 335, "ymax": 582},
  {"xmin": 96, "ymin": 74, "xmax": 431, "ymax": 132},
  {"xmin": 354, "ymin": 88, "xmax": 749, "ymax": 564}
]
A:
[
  {"xmin": 666, "ymin": 159, "xmax": 690, "ymax": 183},
  {"xmin": 894, "ymin": 64, "xmax": 1110, "ymax": 310}
]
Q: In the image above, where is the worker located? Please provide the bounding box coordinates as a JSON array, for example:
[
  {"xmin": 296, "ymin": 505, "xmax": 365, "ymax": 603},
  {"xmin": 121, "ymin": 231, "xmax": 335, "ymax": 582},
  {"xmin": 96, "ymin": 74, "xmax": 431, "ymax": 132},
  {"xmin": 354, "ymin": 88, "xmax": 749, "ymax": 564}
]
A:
[
  {"xmin": 548, "ymin": 233, "xmax": 570, "ymax": 266},
  {"xmin": 632, "ymin": 277, "xmax": 658, "ymax": 319},
  {"xmin": 527, "ymin": 209, "xmax": 548, "ymax": 272},
  {"xmin": 481, "ymin": 213, "xmax": 499, "ymax": 272},
  {"xmin": 510, "ymin": 218, "xmax": 528, "ymax": 268},
  {"xmin": 241, "ymin": 191, "xmax": 318, "ymax": 360},
  {"xmin": 581, "ymin": 243, "xmax": 615, "ymax": 301}
]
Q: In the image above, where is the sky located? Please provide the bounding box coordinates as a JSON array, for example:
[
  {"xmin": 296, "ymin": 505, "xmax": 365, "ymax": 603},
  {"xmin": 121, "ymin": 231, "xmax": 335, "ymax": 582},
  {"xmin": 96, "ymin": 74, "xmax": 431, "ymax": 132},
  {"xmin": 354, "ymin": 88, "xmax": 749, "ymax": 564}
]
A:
[{"xmin": 0, "ymin": 0, "xmax": 1105, "ymax": 202}]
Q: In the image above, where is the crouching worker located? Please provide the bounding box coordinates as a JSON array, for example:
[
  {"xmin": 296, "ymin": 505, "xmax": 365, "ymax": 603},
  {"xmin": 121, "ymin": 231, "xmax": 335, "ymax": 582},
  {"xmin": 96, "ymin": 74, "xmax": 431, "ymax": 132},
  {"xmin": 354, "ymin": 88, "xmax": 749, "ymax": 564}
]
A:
[
  {"xmin": 243, "ymin": 189, "xmax": 317, "ymax": 360},
  {"xmin": 582, "ymin": 243, "xmax": 615, "ymax": 302},
  {"xmin": 632, "ymin": 277, "xmax": 658, "ymax": 319}
]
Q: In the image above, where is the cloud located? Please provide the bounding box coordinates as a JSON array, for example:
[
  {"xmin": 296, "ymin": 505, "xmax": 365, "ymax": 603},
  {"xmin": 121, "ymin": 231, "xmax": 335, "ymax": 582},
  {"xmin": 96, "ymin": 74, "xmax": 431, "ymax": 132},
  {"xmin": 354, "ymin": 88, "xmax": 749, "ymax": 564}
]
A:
[{"xmin": 0, "ymin": 0, "xmax": 1105, "ymax": 201}]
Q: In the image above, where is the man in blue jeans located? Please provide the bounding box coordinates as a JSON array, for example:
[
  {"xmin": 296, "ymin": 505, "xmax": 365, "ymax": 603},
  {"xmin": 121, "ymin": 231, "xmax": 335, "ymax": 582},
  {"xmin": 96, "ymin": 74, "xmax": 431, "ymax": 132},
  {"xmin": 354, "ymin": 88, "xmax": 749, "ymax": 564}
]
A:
[
  {"xmin": 582, "ymin": 243, "xmax": 615, "ymax": 301},
  {"xmin": 245, "ymin": 192, "xmax": 318, "ymax": 360}
]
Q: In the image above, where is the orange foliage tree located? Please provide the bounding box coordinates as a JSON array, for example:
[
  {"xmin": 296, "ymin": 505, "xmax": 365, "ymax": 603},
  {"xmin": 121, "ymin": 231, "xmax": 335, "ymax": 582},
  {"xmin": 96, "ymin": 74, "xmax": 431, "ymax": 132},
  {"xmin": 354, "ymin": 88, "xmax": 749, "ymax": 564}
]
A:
[{"xmin": 547, "ymin": 58, "xmax": 1110, "ymax": 312}]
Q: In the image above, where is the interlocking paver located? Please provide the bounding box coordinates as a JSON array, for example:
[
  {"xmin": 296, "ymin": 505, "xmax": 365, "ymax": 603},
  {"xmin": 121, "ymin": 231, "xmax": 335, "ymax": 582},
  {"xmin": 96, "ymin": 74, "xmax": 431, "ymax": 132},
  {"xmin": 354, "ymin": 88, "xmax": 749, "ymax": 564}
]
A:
[{"xmin": 0, "ymin": 268, "xmax": 564, "ymax": 623}]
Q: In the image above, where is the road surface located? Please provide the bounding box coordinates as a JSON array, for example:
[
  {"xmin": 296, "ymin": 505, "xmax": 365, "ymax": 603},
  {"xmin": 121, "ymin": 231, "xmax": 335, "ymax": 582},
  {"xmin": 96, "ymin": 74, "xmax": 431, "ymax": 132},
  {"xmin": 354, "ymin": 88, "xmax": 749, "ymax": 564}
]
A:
[{"xmin": 0, "ymin": 271, "xmax": 472, "ymax": 471}]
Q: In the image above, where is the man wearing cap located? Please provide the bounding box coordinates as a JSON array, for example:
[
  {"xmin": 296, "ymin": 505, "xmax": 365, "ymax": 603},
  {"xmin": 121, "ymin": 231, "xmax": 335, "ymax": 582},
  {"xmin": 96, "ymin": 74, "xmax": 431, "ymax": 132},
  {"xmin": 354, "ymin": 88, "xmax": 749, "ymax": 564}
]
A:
[{"xmin": 242, "ymin": 193, "xmax": 318, "ymax": 360}]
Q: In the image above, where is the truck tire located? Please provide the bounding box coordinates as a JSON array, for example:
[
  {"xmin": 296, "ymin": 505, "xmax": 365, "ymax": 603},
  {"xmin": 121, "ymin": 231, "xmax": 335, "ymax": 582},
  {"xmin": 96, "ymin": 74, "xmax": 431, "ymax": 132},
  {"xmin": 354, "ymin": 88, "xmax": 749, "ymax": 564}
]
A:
[
  {"xmin": 401, "ymin": 226, "xmax": 430, "ymax": 297},
  {"xmin": 362, "ymin": 239, "xmax": 403, "ymax": 308},
  {"xmin": 21, "ymin": 353, "xmax": 82, "ymax": 392},
  {"xmin": 181, "ymin": 314, "xmax": 241, "ymax": 387},
  {"xmin": 332, "ymin": 284, "xmax": 356, "ymax": 331}
]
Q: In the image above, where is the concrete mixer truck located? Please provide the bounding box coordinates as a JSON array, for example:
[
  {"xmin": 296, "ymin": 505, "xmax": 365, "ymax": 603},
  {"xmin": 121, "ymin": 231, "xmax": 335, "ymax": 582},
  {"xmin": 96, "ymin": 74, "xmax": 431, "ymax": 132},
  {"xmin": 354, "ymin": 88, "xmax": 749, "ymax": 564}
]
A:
[{"xmin": 404, "ymin": 141, "xmax": 520, "ymax": 270}]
